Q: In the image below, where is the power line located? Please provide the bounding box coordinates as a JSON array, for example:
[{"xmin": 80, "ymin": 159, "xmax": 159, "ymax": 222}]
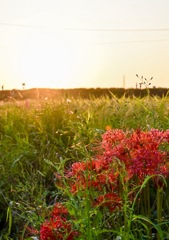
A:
[
  {"xmin": 1, "ymin": 22, "xmax": 169, "ymax": 32},
  {"xmin": 0, "ymin": 38, "xmax": 169, "ymax": 48},
  {"xmin": 93, "ymin": 38, "xmax": 169, "ymax": 44},
  {"xmin": 0, "ymin": 22, "xmax": 48, "ymax": 29},
  {"xmin": 63, "ymin": 28, "xmax": 169, "ymax": 32}
]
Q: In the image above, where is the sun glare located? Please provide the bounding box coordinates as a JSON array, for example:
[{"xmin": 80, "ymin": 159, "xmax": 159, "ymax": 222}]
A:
[{"xmin": 19, "ymin": 34, "xmax": 72, "ymax": 88}]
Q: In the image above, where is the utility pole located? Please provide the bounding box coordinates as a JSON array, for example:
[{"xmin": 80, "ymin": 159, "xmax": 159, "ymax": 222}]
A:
[
  {"xmin": 123, "ymin": 75, "xmax": 125, "ymax": 89},
  {"xmin": 22, "ymin": 83, "xmax": 25, "ymax": 90}
]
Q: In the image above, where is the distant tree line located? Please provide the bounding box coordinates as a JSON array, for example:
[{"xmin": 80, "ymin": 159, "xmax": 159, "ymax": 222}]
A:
[{"xmin": 0, "ymin": 88, "xmax": 168, "ymax": 101}]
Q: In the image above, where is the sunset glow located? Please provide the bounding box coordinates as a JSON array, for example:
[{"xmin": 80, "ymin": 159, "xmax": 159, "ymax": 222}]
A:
[{"xmin": 0, "ymin": 0, "xmax": 169, "ymax": 89}]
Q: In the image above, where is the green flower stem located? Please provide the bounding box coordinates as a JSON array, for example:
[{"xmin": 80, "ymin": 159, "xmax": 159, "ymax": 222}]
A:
[
  {"xmin": 157, "ymin": 187, "xmax": 163, "ymax": 240},
  {"xmin": 145, "ymin": 181, "xmax": 151, "ymax": 237}
]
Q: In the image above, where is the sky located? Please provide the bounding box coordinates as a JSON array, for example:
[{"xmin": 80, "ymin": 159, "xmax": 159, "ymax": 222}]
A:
[{"xmin": 0, "ymin": 0, "xmax": 169, "ymax": 90}]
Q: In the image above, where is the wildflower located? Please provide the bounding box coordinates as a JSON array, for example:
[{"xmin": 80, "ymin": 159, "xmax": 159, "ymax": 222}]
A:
[
  {"xmin": 94, "ymin": 193, "xmax": 121, "ymax": 212},
  {"xmin": 40, "ymin": 216, "xmax": 76, "ymax": 240},
  {"xmin": 40, "ymin": 128, "xmax": 169, "ymax": 239},
  {"xmin": 69, "ymin": 162, "xmax": 86, "ymax": 176},
  {"xmin": 40, "ymin": 217, "xmax": 66, "ymax": 240},
  {"xmin": 105, "ymin": 125, "xmax": 112, "ymax": 131},
  {"xmin": 40, "ymin": 202, "xmax": 78, "ymax": 240},
  {"xmin": 101, "ymin": 129, "xmax": 169, "ymax": 182},
  {"xmin": 102, "ymin": 129, "xmax": 125, "ymax": 150},
  {"xmin": 51, "ymin": 203, "xmax": 68, "ymax": 218}
]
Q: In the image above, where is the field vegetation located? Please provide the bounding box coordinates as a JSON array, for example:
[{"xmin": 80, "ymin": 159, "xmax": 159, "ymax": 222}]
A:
[
  {"xmin": 0, "ymin": 92, "xmax": 169, "ymax": 239},
  {"xmin": 0, "ymin": 87, "xmax": 169, "ymax": 101}
]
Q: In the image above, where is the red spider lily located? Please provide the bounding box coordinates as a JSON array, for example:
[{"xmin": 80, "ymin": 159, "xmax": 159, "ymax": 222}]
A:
[
  {"xmin": 40, "ymin": 217, "xmax": 66, "ymax": 240},
  {"xmin": 40, "ymin": 216, "xmax": 77, "ymax": 240},
  {"xmin": 102, "ymin": 129, "xmax": 126, "ymax": 149},
  {"xmin": 68, "ymin": 158, "xmax": 119, "ymax": 193},
  {"xmin": 69, "ymin": 162, "xmax": 86, "ymax": 176},
  {"xmin": 101, "ymin": 129, "xmax": 169, "ymax": 182},
  {"xmin": 40, "ymin": 129, "xmax": 169, "ymax": 239},
  {"xmin": 94, "ymin": 193, "xmax": 122, "ymax": 212},
  {"xmin": 40, "ymin": 202, "xmax": 78, "ymax": 240},
  {"xmin": 128, "ymin": 130, "xmax": 169, "ymax": 180},
  {"xmin": 51, "ymin": 203, "xmax": 68, "ymax": 218},
  {"xmin": 67, "ymin": 129, "xmax": 169, "ymax": 201}
]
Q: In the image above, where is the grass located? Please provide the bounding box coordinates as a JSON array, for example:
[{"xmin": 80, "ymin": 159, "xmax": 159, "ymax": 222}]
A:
[{"xmin": 0, "ymin": 95, "xmax": 169, "ymax": 239}]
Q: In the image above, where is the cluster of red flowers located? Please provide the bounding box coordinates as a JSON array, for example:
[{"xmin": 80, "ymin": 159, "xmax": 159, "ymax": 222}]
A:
[
  {"xmin": 40, "ymin": 129, "xmax": 169, "ymax": 239},
  {"xmin": 67, "ymin": 129, "xmax": 169, "ymax": 206},
  {"xmin": 101, "ymin": 129, "xmax": 169, "ymax": 181},
  {"xmin": 40, "ymin": 203, "xmax": 78, "ymax": 240}
]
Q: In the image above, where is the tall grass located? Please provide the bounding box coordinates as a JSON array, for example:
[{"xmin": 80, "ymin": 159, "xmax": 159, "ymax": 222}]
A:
[{"xmin": 0, "ymin": 95, "xmax": 169, "ymax": 239}]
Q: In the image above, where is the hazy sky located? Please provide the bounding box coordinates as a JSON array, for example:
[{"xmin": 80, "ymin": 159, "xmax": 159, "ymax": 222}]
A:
[{"xmin": 0, "ymin": 0, "xmax": 169, "ymax": 89}]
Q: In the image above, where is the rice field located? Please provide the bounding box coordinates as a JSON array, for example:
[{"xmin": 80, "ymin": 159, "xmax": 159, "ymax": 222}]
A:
[{"xmin": 0, "ymin": 94, "xmax": 169, "ymax": 239}]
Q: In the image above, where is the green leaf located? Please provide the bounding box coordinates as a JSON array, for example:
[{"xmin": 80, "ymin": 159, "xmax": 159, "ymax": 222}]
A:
[{"xmin": 132, "ymin": 214, "xmax": 163, "ymax": 239}]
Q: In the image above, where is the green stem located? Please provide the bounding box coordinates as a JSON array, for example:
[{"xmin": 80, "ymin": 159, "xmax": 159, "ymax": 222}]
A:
[
  {"xmin": 157, "ymin": 187, "xmax": 163, "ymax": 240},
  {"xmin": 122, "ymin": 178, "xmax": 130, "ymax": 239},
  {"xmin": 145, "ymin": 181, "xmax": 151, "ymax": 238}
]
